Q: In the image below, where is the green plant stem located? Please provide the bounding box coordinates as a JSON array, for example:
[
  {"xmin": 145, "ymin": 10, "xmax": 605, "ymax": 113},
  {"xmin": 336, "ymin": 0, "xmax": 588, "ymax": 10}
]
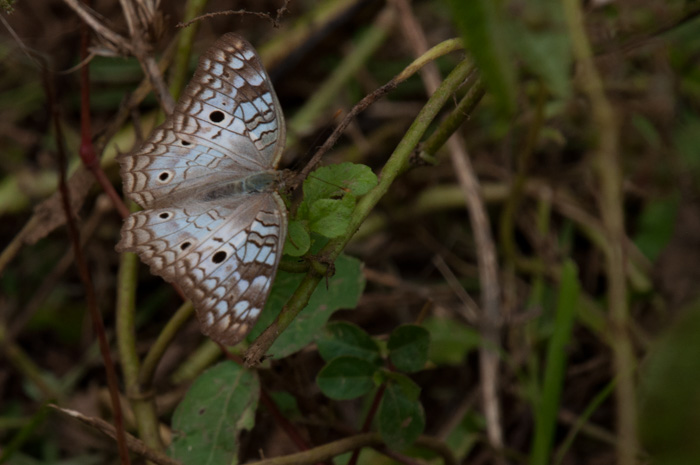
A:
[
  {"xmin": 169, "ymin": 0, "xmax": 209, "ymax": 100},
  {"xmin": 170, "ymin": 339, "xmax": 221, "ymax": 384},
  {"xmin": 419, "ymin": 77, "xmax": 484, "ymax": 159},
  {"xmin": 562, "ymin": 2, "xmax": 638, "ymax": 464},
  {"xmin": 116, "ymin": 218, "xmax": 163, "ymax": 452},
  {"xmin": 138, "ymin": 301, "xmax": 194, "ymax": 387},
  {"xmin": 295, "ymin": 37, "xmax": 465, "ymax": 184},
  {"xmin": 553, "ymin": 379, "xmax": 617, "ymax": 465},
  {"xmin": 564, "ymin": 0, "xmax": 639, "ymax": 465},
  {"xmin": 334, "ymin": 59, "xmax": 472, "ymax": 252},
  {"xmin": 246, "ymin": 59, "xmax": 473, "ymax": 364},
  {"xmin": 247, "ymin": 432, "xmax": 384, "ymax": 465},
  {"xmin": 117, "ymin": 249, "xmax": 140, "ymax": 386}
]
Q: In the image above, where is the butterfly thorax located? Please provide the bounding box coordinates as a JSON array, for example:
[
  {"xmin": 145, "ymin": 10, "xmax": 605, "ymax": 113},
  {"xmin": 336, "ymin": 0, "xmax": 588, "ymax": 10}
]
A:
[{"xmin": 200, "ymin": 170, "xmax": 280, "ymax": 202}]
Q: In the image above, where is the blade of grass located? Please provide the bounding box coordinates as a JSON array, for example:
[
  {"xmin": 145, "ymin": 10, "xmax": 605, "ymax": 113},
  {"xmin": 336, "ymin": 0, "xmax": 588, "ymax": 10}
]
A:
[{"xmin": 530, "ymin": 260, "xmax": 580, "ymax": 464}]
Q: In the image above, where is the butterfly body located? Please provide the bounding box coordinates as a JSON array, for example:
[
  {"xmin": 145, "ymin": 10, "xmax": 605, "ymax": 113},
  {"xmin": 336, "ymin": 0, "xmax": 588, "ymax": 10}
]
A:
[{"xmin": 117, "ymin": 34, "xmax": 287, "ymax": 346}]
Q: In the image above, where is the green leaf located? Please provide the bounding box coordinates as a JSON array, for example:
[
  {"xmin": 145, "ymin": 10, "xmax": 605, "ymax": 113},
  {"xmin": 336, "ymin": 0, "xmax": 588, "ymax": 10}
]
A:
[
  {"xmin": 387, "ymin": 325, "xmax": 430, "ymax": 373},
  {"xmin": 317, "ymin": 356, "xmax": 377, "ymax": 400},
  {"xmin": 379, "ymin": 371, "xmax": 421, "ymax": 401},
  {"xmin": 303, "ymin": 162, "xmax": 378, "ymax": 204},
  {"xmin": 268, "ymin": 391, "xmax": 301, "ymax": 420},
  {"xmin": 674, "ymin": 116, "xmax": 700, "ymax": 175},
  {"xmin": 447, "ymin": 0, "xmax": 517, "ymax": 116},
  {"xmin": 169, "ymin": 361, "xmax": 259, "ymax": 464},
  {"xmin": 308, "ymin": 195, "xmax": 355, "ymax": 238},
  {"xmin": 317, "ymin": 321, "xmax": 381, "ymax": 365},
  {"xmin": 633, "ymin": 195, "xmax": 679, "ymax": 262},
  {"xmin": 506, "ymin": 0, "xmax": 571, "ymax": 99},
  {"xmin": 446, "ymin": 411, "xmax": 484, "ymax": 461},
  {"xmin": 248, "ymin": 254, "xmax": 365, "ymax": 358},
  {"xmin": 284, "ymin": 219, "xmax": 311, "ymax": 256},
  {"xmin": 378, "ymin": 380, "xmax": 425, "ymax": 450},
  {"xmin": 424, "ymin": 317, "xmax": 480, "ymax": 365},
  {"xmin": 639, "ymin": 300, "xmax": 700, "ymax": 465}
]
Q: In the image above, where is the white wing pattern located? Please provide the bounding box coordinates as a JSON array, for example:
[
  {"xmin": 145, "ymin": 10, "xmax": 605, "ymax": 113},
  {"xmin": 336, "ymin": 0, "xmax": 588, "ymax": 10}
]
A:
[{"xmin": 117, "ymin": 34, "xmax": 287, "ymax": 346}]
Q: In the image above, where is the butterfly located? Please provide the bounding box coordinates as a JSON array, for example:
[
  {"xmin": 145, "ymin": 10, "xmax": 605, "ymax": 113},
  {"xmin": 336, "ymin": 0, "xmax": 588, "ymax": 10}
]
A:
[{"xmin": 116, "ymin": 33, "xmax": 287, "ymax": 346}]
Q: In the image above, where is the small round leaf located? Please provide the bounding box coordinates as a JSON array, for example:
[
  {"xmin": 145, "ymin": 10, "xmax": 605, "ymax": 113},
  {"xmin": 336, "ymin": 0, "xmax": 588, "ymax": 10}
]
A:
[
  {"xmin": 317, "ymin": 356, "xmax": 377, "ymax": 400},
  {"xmin": 317, "ymin": 322, "xmax": 381, "ymax": 365},
  {"xmin": 388, "ymin": 325, "xmax": 430, "ymax": 373},
  {"xmin": 378, "ymin": 381, "xmax": 425, "ymax": 450}
]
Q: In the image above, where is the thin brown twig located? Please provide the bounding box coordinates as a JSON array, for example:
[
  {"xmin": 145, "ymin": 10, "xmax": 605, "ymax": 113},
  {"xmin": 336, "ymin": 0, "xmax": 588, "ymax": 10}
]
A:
[
  {"xmin": 246, "ymin": 433, "xmax": 384, "ymax": 465},
  {"xmin": 293, "ymin": 36, "xmax": 465, "ymax": 189},
  {"xmin": 449, "ymin": 135, "xmax": 504, "ymax": 457},
  {"xmin": 594, "ymin": 4, "xmax": 700, "ymax": 56},
  {"xmin": 431, "ymin": 255, "xmax": 479, "ymax": 323},
  {"xmin": 78, "ymin": 0, "xmax": 130, "ymax": 220},
  {"xmin": 119, "ymin": 0, "xmax": 175, "ymax": 114},
  {"xmin": 293, "ymin": 80, "xmax": 398, "ymax": 189},
  {"xmin": 51, "ymin": 405, "xmax": 178, "ymax": 465},
  {"xmin": 61, "ymin": 0, "xmax": 134, "ymax": 55},
  {"xmin": 41, "ymin": 57, "xmax": 131, "ymax": 464},
  {"xmin": 178, "ymin": 1, "xmax": 292, "ymax": 29},
  {"xmin": 392, "ymin": 0, "xmax": 504, "ymax": 457}
]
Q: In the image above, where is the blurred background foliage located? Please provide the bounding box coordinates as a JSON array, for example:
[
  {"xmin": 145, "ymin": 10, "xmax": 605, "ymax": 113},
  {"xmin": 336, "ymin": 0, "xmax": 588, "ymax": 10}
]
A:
[{"xmin": 1, "ymin": 0, "xmax": 700, "ymax": 464}]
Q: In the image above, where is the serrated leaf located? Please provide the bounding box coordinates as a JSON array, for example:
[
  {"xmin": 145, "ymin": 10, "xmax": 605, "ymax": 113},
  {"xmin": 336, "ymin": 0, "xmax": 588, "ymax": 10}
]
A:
[
  {"xmin": 169, "ymin": 361, "xmax": 259, "ymax": 464},
  {"xmin": 317, "ymin": 356, "xmax": 377, "ymax": 400},
  {"xmin": 284, "ymin": 219, "xmax": 311, "ymax": 256},
  {"xmin": 303, "ymin": 162, "xmax": 378, "ymax": 204},
  {"xmin": 424, "ymin": 317, "xmax": 481, "ymax": 365},
  {"xmin": 309, "ymin": 196, "xmax": 355, "ymax": 238},
  {"xmin": 247, "ymin": 254, "xmax": 365, "ymax": 358},
  {"xmin": 378, "ymin": 381, "xmax": 425, "ymax": 450},
  {"xmin": 387, "ymin": 325, "xmax": 430, "ymax": 373},
  {"xmin": 318, "ymin": 321, "xmax": 381, "ymax": 365}
]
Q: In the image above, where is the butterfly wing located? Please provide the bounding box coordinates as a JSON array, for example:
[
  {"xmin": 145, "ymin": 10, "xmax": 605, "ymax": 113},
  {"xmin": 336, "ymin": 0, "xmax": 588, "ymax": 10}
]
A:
[
  {"xmin": 118, "ymin": 192, "xmax": 287, "ymax": 346},
  {"xmin": 119, "ymin": 33, "xmax": 285, "ymax": 210},
  {"xmin": 118, "ymin": 34, "xmax": 288, "ymax": 346}
]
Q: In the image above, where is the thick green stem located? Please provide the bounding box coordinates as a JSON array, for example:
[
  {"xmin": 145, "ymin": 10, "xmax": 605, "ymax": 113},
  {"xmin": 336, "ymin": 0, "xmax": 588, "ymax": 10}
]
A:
[{"xmin": 116, "ymin": 218, "xmax": 163, "ymax": 451}]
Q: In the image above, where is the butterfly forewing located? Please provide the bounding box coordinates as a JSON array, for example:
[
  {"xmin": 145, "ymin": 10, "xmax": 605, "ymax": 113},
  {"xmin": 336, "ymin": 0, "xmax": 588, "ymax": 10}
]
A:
[
  {"xmin": 117, "ymin": 33, "xmax": 287, "ymax": 346},
  {"xmin": 119, "ymin": 33, "xmax": 285, "ymax": 210}
]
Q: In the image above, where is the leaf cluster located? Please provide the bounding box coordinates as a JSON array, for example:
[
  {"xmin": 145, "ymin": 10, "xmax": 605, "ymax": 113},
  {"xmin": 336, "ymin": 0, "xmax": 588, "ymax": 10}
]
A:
[{"xmin": 316, "ymin": 322, "xmax": 429, "ymax": 450}]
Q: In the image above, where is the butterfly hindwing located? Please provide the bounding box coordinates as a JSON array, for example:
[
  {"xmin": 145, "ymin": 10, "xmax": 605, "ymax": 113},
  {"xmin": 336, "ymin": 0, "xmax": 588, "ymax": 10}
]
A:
[
  {"xmin": 182, "ymin": 194, "xmax": 287, "ymax": 345},
  {"xmin": 117, "ymin": 193, "xmax": 287, "ymax": 346}
]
